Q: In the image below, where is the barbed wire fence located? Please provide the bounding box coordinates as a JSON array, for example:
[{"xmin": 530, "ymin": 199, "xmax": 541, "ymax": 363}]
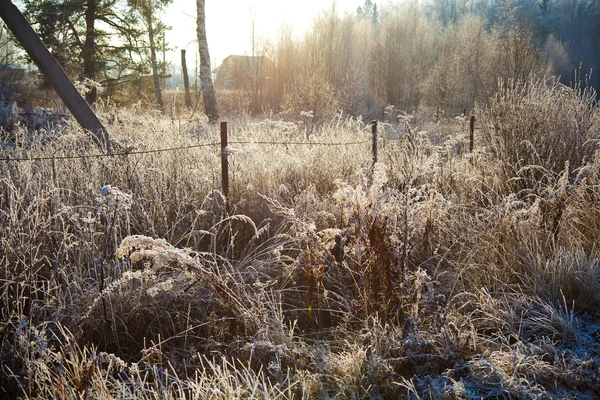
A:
[{"xmin": 0, "ymin": 118, "xmax": 480, "ymax": 204}]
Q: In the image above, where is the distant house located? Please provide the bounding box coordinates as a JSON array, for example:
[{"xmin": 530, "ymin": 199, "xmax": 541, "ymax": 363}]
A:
[
  {"xmin": 214, "ymin": 55, "xmax": 272, "ymax": 90},
  {"xmin": 0, "ymin": 64, "xmax": 26, "ymax": 103},
  {"xmin": 0, "ymin": 64, "xmax": 26, "ymax": 81}
]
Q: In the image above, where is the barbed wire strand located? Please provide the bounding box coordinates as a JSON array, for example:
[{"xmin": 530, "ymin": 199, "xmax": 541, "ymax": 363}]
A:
[
  {"xmin": 0, "ymin": 141, "xmax": 221, "ymax": 162},
  {"xmin": 0, "ymin": 126, "xmax": 485, "ymax": 163},
  {"xmin": 379, "ymin": 127, "xmax": 485, "ymax": 141},
  {"xmin": 229, "ymin": 139, "xmax": 371, "ymax": 146},
  {"xmin": 0, "ymin": 137, "xmax": 372, "ymax": 163}
]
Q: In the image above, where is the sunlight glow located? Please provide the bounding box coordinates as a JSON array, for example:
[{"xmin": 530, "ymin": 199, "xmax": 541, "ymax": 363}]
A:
[{"xmin": 163, "ymin": 0, "xmax": 363, "ymax": 69}]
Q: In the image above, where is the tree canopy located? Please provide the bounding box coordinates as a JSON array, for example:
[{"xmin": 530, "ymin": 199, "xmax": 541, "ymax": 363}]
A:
[{"xmin": 22, "ymin": 0, "xmax": 171, "ymax": 86}]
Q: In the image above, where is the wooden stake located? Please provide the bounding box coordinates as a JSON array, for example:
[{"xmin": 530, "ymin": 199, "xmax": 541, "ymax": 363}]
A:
[
  {"xmin": 372, "ymin": 120, "xmax": 378, "ymax": 166},
  {"xmin": 220, "ymin": 121, "xmax": 229, "ymax": 207},
  {"xmin": 469, "ymin": 115, "xmax": 475, "ymax": 154},
  {"xmin": 181, "ymin": 49, "xmax": 192, "ymax": 108}
]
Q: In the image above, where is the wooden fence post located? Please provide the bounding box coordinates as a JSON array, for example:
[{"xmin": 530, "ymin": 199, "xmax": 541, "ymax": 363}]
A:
[
  {"xmin": 220, "ymin": 121, "xmax": 229, "ymax": 207},
  {"xmin": 372, "ymin": 120, "xmax": 378, "ymax": 166},
  {"xmin": 181, "ymin": 49, "xmax": 192, "ymax": 109},
  {"xmin": 469, "ymin": 115, "xmax": 475, "ymax": 154},
  {"xmin": 0, "ymin": 0, "xmax": 111, "ymax": 152}
]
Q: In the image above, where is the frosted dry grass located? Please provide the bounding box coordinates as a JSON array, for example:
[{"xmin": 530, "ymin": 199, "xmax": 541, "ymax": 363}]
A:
[
  {"xmin": 435, "ymin": 160, "xmax": 600, "ymax": 313},
  {"xmin": 480, "ymin": 77, "xmax": 600, "ymax": 182},
  {"xmin": 8, "ymin": 317, "xmax": 301, "ymax": 399},
  {"xmin": 3, "ymin": 86, "xmax": 600, "ymax": 398},
  {"xmin": 227, "ymin": 115, "xmax": 371, "ymax": 199},
  {"xmin": 1, "ymin": 109, "xmax": 221, "ymax": 245}
]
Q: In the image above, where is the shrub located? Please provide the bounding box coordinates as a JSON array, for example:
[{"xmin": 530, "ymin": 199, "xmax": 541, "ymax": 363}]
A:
[
  {"xmin": 479, "ymin": 77, "xmax": 599, "ymax": 181},
  {"xmin": 281, "ymin": 70, "xmax": 338, "ymax": 129}
]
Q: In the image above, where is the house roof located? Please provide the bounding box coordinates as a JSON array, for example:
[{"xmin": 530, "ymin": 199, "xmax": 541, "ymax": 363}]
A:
[
  {"xmin": 213, "ymin": 55, "xmax": 269, "ymax": 75},
  {"xmin": 0, "ymin": 64, "xmax": 26, "ymax": 70}
]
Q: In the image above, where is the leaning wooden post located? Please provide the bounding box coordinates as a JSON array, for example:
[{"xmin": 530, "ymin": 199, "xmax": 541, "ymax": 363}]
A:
[
  {"xmin": 372, "ymin": 120, "xmax": 378, "ymax": 166},
  {"xmin": 220, "ymin": 121, "xmax": 229, "ymax": 208},
  {"xmin": 0, "ymin": 0, "xmax": 111, "ymax": 152}
]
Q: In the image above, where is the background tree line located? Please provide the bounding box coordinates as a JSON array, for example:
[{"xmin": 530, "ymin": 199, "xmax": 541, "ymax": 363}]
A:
[
  {"xmin": 256, "ymin": 0, "xmax": 600, "ymax": 121},
  {"xmin": 5, "ymin": 0, "xmax": 599, "ymax": 119}
]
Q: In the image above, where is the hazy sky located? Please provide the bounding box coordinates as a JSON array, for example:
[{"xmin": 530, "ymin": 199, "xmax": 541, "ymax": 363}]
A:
[{"xmin": 163, "ymin": 0, "xmax": 363, "ymax": 69}]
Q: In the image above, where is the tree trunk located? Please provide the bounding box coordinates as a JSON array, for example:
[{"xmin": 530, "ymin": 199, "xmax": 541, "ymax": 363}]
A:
[
  {"xmin": 181, "ymin": 49, "xmax": 192, "ymax": 108},
  {"xmin": 83, "ymin": 0, "xmax": 97, "ymax": 79},
  {"xmin": 144, "ymin": 0, "xmax": 163, "ymax": 110},
  {"xmin": 196, "ymin": 0, "xmax": 219, "ymax": 124}
]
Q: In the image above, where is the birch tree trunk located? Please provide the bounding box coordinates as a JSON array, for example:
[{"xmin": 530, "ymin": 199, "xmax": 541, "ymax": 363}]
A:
[{"xmin": 196, "ymin": 0, "xmax": 219, "ymax": 123}]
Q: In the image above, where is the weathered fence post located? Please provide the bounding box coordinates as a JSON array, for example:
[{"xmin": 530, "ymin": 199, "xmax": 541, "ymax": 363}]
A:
[
  {"xmin": 181, "ymin": 49, "xmax": 192, "ymax": 109},
  {"xmin": 220, "ymin": 121, "xmax": 229, "ymax": 207},
  {"xmin": 469, "ymin": 115, "xmax": 475, "ymax": 154},
  {"xmin": 372, "ymin": 120, "xmax": 378, "ymax": 166},
  {"xmin": 0, "ymin": 0, "xmax": 111, "ymax": 152}
]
